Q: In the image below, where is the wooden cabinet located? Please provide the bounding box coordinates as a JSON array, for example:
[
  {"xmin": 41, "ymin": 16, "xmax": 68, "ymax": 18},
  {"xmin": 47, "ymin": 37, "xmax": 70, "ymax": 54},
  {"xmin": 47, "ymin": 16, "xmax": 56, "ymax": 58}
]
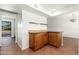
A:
[
  {"xmin": 29, "ymin": 31, "xmax": 62, "ymax": 51},
  {"xmin": 48, "ymin": 32, "xmax": 62, "ymax": 48},
  {"xmin": 29, "ymin": 32, "xmax": 47, "ymax": 51},
  {"xmin": 42, "ymin": 32, "xmax": 48, "ymax": 45}
]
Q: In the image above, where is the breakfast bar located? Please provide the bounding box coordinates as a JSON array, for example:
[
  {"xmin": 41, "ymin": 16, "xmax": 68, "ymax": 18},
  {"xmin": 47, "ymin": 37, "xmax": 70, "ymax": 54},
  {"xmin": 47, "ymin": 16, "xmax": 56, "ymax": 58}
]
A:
[{"xmin": 29, "ymin": 30, "xmax": 63, "ymax": 51}]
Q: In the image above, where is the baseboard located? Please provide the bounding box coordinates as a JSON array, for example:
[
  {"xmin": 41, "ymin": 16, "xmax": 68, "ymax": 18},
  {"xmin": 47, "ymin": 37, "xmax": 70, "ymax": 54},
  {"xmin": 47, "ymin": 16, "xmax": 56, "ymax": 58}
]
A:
[
  {"xmin": 15, "ymin": 42, "xmax": 29, "ymax": 51},
  {"xmin": 63, "ymin": 36, "xmax": 79, "ymax": 39},
  {"xmin": 15, "ymin": 42, "xmax": 23, "ymax": 50},
  {"xmin": 21, "ymin": 47, "xmax": 29, "ymax": 51}
]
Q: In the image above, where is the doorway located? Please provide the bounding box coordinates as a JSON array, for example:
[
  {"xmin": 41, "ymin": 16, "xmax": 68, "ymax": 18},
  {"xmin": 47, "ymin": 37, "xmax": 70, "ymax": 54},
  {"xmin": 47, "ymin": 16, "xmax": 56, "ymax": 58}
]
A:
[
  {"xmin": 1, "ymin": 19, "xmax": 15, "ymax": 48},
  {"xmin": 2, "ymin": 21, "xmax": 11, "ymax": 37}
]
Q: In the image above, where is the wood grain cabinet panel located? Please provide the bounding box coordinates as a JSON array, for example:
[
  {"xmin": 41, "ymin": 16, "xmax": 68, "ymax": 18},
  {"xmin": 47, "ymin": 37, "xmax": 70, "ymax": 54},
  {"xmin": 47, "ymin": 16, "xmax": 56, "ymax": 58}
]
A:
[
  {"xmin": 48, "ymin": 32, "xmax": 61, "ymax": 48},
  {"xmin": 29, "ymin": 32, "xmax": 62, "ymax": 51},
  {"xmin": 29, "ymin": 33, "xmax": 35, "ymax": 50},
  {"xmin": 29, "ymin": 32, "xmax": 47, "ymax": 51},
  {"xmin": 35, "ymin": 33, "xmax": 44, "ymax": 50},
  {"xmin": 42, "ymin": 33, "xmax": 48, "ymax": 45}
]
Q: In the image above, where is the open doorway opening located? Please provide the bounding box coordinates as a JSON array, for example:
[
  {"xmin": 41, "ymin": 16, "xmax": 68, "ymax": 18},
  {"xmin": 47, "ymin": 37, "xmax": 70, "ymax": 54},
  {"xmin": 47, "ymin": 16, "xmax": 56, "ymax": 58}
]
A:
[
  {"xmin": 2, "ymin": 21, "xmax": 11, "ymax": 37},
  {"xmin": 1, "ymin": 19, "xmax": 15, "ymax": 48}
]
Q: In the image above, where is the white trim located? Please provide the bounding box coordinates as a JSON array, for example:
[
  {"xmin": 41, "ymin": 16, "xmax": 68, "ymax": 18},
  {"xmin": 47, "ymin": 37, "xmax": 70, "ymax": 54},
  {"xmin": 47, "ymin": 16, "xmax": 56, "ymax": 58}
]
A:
[
  {"xmin": 63, "ymin": 36, "xmax": 79, "ymax": 39},
  {"xmin": 0, "ymin": 17, "xmax": 15, "ymax": 37},
  {"xmin": 61, "ymin": 33, "xmax": 63, "ymax": 47}
]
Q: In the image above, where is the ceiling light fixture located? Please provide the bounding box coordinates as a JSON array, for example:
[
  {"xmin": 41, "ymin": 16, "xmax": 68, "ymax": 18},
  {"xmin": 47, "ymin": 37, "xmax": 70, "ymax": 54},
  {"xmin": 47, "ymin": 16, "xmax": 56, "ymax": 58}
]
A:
[{"xmin": 70, "ymin": 13, "xmax": 77, "ymax": 23}]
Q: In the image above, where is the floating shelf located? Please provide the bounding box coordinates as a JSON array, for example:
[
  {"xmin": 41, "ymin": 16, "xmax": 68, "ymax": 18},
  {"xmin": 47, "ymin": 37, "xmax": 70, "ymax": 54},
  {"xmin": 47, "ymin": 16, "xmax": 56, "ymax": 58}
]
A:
[
  {"xmin": 29, "ymin": 22, "xmax": 38, "ymax": 24},
  {"xmin": 29, "ymin": 22, "xmax": 47, "ymax": 25},
  {"xmin": 40, "ymin": 23, "xmax": 48, "ymax": 25}
]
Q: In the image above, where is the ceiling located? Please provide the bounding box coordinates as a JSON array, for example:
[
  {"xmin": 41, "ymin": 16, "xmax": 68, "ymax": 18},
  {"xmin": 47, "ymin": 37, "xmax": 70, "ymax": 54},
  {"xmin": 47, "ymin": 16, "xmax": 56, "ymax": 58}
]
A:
[
  {"xmin": 27, "ymin": 4, "xmax": 79, "ymax": 17},
  {"xmin": 0, "ymin": 4, "xmax": 79, "ymax": 17},
  {"xmin": 39, "ymin": 4, "xmax": 67, "ymax": 12}
]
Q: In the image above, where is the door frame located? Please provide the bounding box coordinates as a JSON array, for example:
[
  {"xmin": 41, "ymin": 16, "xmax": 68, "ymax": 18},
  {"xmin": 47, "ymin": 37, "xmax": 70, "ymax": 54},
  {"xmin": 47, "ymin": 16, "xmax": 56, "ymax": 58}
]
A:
[{"xmin": 0, "ymin": 17, "xmax": 15, "ymax": 38}]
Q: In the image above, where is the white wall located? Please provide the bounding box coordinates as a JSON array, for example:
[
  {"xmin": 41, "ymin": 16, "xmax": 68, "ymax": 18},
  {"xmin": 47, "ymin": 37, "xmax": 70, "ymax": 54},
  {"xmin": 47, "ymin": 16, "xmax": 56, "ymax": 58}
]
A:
[
  {"xmin": 0, "ymin": 10, "xmax": 22, "ymax": 48},
  {"xmin": 22, "ymin": 10, "xmax": 47, "ymax": 30},
  {"xmin": 0, "ymin": 4, "xmax": 23, "ymax": 49},
  {"xmin": 48, "ymin": 11, "xmax": 79, "ymax": 39},
  {"xmin": 21, "ymin": 10, "xmax": 47, "ymax": 49},
  {"xmin": 0, "ymin": 10, "xmax": 17, "ymax": 37},
  {"xmin": 16, "ymin": 14, "xmax": 23, "ymax": 49},
  {"xmin": 0, "ymin": 4, "xmax": 48, "ymax": 50}
]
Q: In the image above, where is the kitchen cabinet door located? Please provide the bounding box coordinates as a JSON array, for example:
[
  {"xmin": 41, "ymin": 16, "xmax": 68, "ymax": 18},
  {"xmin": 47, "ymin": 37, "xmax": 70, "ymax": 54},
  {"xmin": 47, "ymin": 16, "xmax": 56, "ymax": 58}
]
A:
[
  {"xmin": 48, "ymin": 32, "xmax": 61, "ymax": 48},
  {"xmin": 34, "ymin": 33, "xmax": 44, "ymax": 50}
]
